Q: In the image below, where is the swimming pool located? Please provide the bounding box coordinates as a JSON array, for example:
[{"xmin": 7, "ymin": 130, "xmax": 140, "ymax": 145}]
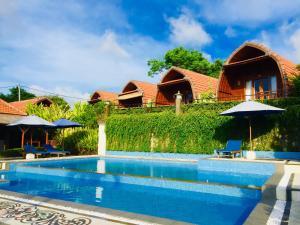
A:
[
  {"xmin": 0, "ymin": 157, "xmax": 275, "ymax": 225},
  {"xmin": 20, "ymin": 157, "xmax": 274, "ymax": 187}
]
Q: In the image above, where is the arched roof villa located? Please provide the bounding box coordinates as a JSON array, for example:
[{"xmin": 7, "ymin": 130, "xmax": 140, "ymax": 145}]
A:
[
  {"xmin": 217, "ymin": 42, "xmax": 299, "ymax": 101},
  {"xmin": 156, "ymin": 66, "xmax": 218, "ymax": 105},
  {"xmin": 10, "ymin": 97, "xmax": 53, "ymax": 113},
  {"xmin": 118, "ymin": 80, "xmax": 157, "ymax": 107},
  {"xmin": 89, "ymin": 91, "xmax": 118, "ymax": 104}
]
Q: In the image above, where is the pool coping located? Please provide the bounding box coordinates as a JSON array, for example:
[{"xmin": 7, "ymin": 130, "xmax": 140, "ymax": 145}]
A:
[
  {"xmin": 0, "ymin": 189, "xmax": 193, "ymax": 225},
  {"xmin": 243, "ymin": 163, "xmax": 285, "ymax": 225}
]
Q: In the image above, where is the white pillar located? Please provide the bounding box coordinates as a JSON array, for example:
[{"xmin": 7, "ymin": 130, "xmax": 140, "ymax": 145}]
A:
[{"xmin": 98, "ymin": 122, "xmax": 106, "ymax": 155}]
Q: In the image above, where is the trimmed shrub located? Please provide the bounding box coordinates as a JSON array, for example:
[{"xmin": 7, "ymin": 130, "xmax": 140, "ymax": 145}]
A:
[{"xmin": 107, "ymin": 98, "xmax": 300, "ymax": 153}]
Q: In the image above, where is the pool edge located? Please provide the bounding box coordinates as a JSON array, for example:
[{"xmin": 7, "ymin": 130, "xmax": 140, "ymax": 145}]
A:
[{"xmin": 0, "ymin": 189, "xmax": 193, "ymax": 225}]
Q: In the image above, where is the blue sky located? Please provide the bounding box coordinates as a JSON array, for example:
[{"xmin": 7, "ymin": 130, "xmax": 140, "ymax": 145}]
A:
[{"xmin": 1, "ymin": 0, "xmax": 300, "ymax": 104}]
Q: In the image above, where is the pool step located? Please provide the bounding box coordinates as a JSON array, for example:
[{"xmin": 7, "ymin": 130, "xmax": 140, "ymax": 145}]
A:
[{"xmin": 276, "ymin": 172, "xmax": 300, "ymax": 202}]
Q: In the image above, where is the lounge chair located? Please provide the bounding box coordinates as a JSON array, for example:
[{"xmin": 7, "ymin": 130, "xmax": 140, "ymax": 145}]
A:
[
  {"xmin": 216, "ymin": 140, "xmax": 242, "ymax": 158},
  {"xmin": 24, "ymin": 144, "xmax": 50, "ymax": 158},
  {"xmin": 43, "ymin": 144, "xmax": 70, "ymax": 156}
]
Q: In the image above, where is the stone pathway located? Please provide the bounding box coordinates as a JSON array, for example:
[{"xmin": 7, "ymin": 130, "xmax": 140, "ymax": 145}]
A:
[{"xmin": 0, "ymin": 198, "xmax": 122, "ymax": 225}]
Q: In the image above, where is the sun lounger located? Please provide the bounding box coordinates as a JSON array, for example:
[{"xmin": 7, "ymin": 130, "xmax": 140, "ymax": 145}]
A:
[
  {"xmin": 24, "ymin": 144, "xmax": 50, "ymax": 158},
  {"xmin": 43, "ymin": 144, "xmax": 70, "ymax": 156},
  {"xmin": 216, "ymin": 140, "xmax": 242, "ymax": 158}
]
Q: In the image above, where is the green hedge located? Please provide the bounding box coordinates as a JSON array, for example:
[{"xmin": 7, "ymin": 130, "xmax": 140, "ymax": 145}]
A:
[
  {"xmin": 107, "ymin": 98, "xmax": 300, "ymax": 153},
  {"xmin": 0, "ymin": 148, "xmax": 23, "ymax": 158}
]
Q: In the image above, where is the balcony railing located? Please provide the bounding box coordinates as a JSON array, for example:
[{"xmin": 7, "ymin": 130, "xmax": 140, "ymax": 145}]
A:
[{"xmin": 218, "ymin": 90, "xmax": 283, "ymax": 102}]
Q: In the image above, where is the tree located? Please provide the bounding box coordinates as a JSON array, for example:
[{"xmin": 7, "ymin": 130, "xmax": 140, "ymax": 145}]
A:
[
  {"xmin": 47, "ymin": 95, "xmax": 70, "ymax": 111},
  {"xmin": 147, "ymin": 47, "xmax": 223, "ymax": 78},
  {"xmin": 0, "ymin": 86, "xmax": 36, "ymax": 102}
]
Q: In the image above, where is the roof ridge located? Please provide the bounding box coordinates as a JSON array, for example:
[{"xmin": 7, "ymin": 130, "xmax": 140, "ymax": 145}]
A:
[{"xmin": 171, "ymin": 66, "xmax": 218, "ymax": 80}]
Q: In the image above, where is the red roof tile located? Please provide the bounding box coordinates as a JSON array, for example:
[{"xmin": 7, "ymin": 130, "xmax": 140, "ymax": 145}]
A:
[
  {"xmin": 120, "ymin": 80, "xmax": 157, "ymax": 103},
  {"xmin": 160, "ymin": 66, "xmax": 218, "ymax": 98},
  {"xmin": 10, "ymin": 97, "xmax": 52, "ymax": 113},
  {"xmin": 90, "ymin": 91, "xmax": 118, "ymax": 103},
  {"xmin": 226, "ymin": 42, "xmax": 299, "ymax": 82},
  {"xmin": 0, "ymin": 99, "xmax": 26, "ymax": 116}
]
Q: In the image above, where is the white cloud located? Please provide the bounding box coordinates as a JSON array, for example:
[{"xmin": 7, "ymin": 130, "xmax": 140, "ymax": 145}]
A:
[
  {"xmin": 195, "ymin": 0, "xmax": 300, "ymax": 26},
  {"xmin": 99, "ymin": 31, "xmax": 130, "ymax": 58},
  {"xmin": 224, "ymin": 26, "xmax": 236, "ymax": 38},
  {"xmin": 168, "ymin": 13, "xmax": 212, "ymax": 47},
  {"xmin": 290, "ymin": 29, "xmax": 300, "ymax": 62},
  {"xmin": 253, "ymin": 30, "xmax": 271, "ymax": 47},
  {"xmin": 202, "ymin": 52, "xmax": 212, "ymax": 62},
  {"xmin": 0, "ymin": 0, "xmax": 164, "ymax": 104},
  {"xmin": 252, "ymin": 21, "xmax": 300, "ymax": 63}
]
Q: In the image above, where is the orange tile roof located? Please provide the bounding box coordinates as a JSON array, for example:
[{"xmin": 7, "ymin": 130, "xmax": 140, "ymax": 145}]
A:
[
  {"xmin": 90, "ymin": 90, "xmax": 118, "ymax": 103},
  {"xmin": 161, "ymin": 66, "xmax": 219, "ymax": 98},
  {"xmin": 226, "ymin": 42, "xmax": 299, "ymax": 82},
  {"xmin": 120, "ymin": 80, "xmax": 157, "ymax": 103},
  {"xmin": 10, "ymin": 97, "xmax": 52, "ymax": 113},
  {"xmin": 0, "ymin": 99, "xmax": 26, "ymax": 116}
]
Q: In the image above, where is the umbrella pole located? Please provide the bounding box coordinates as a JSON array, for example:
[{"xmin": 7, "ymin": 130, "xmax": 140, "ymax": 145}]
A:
[
  {"xmin": 21, "ymin": 128, "xmax": 25, "ymax": 148},
  {"xmin": 45, "ymin": 130, "xmax": 49, "ymax": 144},
  {"xmin": 62, "ymin": 129, "xmax": 65, "ymax": 150},
  {"xmin": 30, "ymin": 129, "xmax": 33, "ymax": 146},
  {"xmin": 249, "ymin": 118, "xmax": 253, "ymax": 151}
]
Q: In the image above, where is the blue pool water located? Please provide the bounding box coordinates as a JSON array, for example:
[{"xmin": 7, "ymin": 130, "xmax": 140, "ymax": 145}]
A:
[
  {"xmin": 0, "ymin": 170, "xmax": 260, "ymax": 225},
  {"xmin": 0, "ymin": 157, "xmax": 275, "ymax": 224},
  {"xmin": 21, "ymin": 157, "xmax": 274, "ymax": 187}
]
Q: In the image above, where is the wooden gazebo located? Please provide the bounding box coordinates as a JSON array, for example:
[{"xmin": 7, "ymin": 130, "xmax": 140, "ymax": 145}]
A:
[
  {"xmin": 118, "ymin": 80, "xmax": 157, "ymax": 107},
  {"xmin": 217, "ymin": 42, "xmax": 299, "ymax": 101},
  {"xmin": 89, "ymin": 91, "xmax": 118, "ymax": 104},
  {"xmin": 156, "ymin": 67, "xmax": 218, "ymax": 105}
]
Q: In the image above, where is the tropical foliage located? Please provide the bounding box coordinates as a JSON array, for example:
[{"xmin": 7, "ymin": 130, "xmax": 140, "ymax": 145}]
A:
[
  {"xmin": 27, "ymin": 101, "xmax": 105, "ymax": 154},
  {"xmin": 147, "ymin": 47, "xmax": 223, "ymax": 78},
  {"xmin": 47, "ymin": 95, "xmax": 70, "ymax": 110},
  {"xmin": 0, "ymin": 86, "xmax": 35, "ymax": 102}
]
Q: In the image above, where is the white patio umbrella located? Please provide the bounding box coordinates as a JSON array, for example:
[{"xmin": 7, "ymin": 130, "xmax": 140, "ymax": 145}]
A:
[
  {"xmin": 7, "ymin": 115, "xmax": 55, "ymax": 148},
  {"xmin": 220, "ymin": 101, "xmax": 285, "ymax": 151}
]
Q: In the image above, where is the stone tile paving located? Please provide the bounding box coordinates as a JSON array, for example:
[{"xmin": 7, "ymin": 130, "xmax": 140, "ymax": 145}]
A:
[{"xmin": 0, "ymin": 198, "xmax": 121, "ymax": 225}]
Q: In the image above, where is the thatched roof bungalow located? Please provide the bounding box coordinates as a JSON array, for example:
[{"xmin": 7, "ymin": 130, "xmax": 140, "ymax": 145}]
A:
[
  {"xmin": 217, "ymin": 42, "xmax": 299, "ymax": 101},
  {"xmin": 156, "ymin": 66, "xmax": 218, "ymax": 105}
]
